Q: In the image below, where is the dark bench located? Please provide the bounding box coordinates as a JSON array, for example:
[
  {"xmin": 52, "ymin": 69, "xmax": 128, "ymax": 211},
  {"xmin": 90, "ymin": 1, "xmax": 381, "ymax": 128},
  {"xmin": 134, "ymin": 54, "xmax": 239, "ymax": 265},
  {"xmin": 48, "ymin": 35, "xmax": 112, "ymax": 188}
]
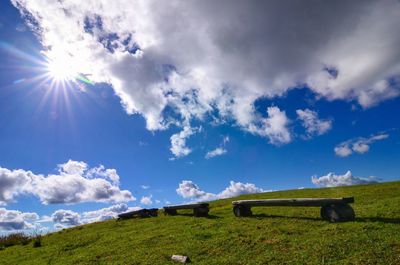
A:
[
  {"xmin": 163, "ymin": 203, "xmax": 209, "ymax": 217},
  {"xmin": 117, "ymin": 208, "xmax": 158, "ymax": 220},
  {"xmin": 232, "ymin": 197, "xmax": 355, "ymax": 222}
]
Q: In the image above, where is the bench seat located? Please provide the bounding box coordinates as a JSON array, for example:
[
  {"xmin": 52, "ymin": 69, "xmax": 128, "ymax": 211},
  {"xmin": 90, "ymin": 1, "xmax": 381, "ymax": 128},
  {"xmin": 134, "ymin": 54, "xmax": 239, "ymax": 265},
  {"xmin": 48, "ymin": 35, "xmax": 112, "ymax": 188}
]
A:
[
  {"xmin": 232, "ymin": 197, "xmax": 355, "ymax": 222},
  {"xmin": 164, "ymin": 203, "xmax": 209, "ymax": 217}
]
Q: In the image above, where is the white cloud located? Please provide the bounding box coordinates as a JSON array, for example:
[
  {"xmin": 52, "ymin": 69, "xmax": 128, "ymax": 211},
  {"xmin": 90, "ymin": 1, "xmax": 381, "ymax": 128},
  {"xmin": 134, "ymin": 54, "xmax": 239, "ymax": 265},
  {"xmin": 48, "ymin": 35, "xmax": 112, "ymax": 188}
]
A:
[
  {"xmin": 51, "ymin": 204, "xmax": 141, "ymax": 229},
  {"xmin": 0, "ymin": 208, "xmax": 39, "ymax": 231},
  {"xmin": 311, "ymin": 171, "xmax": 378, "ymax": 187},
  {"xmin": 51, "ymin": 209, "xmax": 81, "ymax": 227},
  {"xmin": 176, "ymin": 180, "xmax": 267, "ymax": 202},
  {"xmin": 141, "ymin": 185, "xmax": 150, "ymax": 190},
  {"xmin": 0, "ymin": 167, "xmax": 34, "ymax": 205},
  {"xmin": 82, "ymin": 203, "xmax": 136, "ymax": 222},
  {"xmin": 334, "ymin": 133, "xmax": 389, "ymax": 157},
  {"xmin": 334, "ymin": 145, "xmax": 353, "ymax": 157},
  {"xmin": 248, "ymin": 107, "xmax": 291, "ymax": 145},
  {"xmin": 58, "ymin": 160, "xmax": 88, "ymax": 175},
  {"xmin": 12, "ymin": 1, "xmax": 400, "ymax": 155},
  {"xmin": 205, "ymin": 135, "xmax": 230, "ymax": 159},
  {"xmin": 170, "ymin": 125, "xmax": 195, "ymax": 158},
  {"xmin": 205, "ymin": 147, "xmax": 227, "ymax": 159},
  {"xmin": 296, "ymin": 109, "xmax": 332, "ymax": 137},
  {"xmin": 86, "ymin": 165, "xmax": 120, "ymax": 185},
  {"xmin": 218, "ymin": 181, "xmax": 266, "ymax": 199},
  {"xmin": 176, "ymin": 181, "xmax": 216, "ymax": 201},
  {"xmin": 0, "ymin": 160, "xmax": 135, "ymax": 205},
  {"xmin": 140, "ymin": 195, "xmax": 153, "ymax": 205}
]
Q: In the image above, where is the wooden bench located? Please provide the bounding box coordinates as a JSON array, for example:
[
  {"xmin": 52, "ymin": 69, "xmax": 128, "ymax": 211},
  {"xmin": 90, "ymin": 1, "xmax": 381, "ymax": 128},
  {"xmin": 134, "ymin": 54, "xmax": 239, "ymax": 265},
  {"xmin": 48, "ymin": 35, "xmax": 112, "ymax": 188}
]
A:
[
  {"xmin": 117, "ymin": 208, "xmax": 158, "ymax": 220},
  {"xmin": 163, "ymin": 203, "xmax": 209, "ymax": 217},
  {"xmin": 232, "ymin": 197, "xmax": 355, "ymax": 222}
]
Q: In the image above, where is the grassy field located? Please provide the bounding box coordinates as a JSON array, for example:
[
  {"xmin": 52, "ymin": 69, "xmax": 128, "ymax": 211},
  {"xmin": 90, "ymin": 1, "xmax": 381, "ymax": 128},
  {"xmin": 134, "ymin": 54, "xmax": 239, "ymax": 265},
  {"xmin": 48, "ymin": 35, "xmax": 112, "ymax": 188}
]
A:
[{"xmin": 1, "ymin": 181, "xmax": 399, "ymax": 265}]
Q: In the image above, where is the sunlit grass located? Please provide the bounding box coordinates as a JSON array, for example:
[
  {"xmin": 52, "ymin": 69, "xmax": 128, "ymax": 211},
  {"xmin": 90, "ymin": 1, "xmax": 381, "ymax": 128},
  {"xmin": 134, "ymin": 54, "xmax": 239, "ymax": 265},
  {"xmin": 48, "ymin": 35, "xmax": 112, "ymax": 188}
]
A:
[{"xmin": 1, "ymin": 181, "xmax": 399, "ymax": 264}]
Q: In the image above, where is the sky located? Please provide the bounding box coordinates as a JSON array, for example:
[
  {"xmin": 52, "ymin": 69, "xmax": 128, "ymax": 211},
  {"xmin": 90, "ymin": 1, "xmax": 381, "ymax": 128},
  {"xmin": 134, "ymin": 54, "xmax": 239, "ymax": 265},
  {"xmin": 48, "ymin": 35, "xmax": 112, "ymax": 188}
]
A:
[{"xmin": 0, "ymin": 0, "xmax": 399, "ymax": 233}]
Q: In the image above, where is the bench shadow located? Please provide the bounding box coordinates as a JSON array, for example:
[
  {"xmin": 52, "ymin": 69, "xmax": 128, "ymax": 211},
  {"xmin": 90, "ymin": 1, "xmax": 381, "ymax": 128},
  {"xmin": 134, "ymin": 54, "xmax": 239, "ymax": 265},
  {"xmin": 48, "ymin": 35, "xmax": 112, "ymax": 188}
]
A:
[
  {"xmin": 249, "ymin": 214, "xmax": 320, "ymax": 221},
  {"xmin": 354, "ymin": 217, "xmax": 400, "ymax": 224},
  {"xmin": 247, "ymin": 214, "xmax": 400, "ymax": 224},
  {"xmin": 166, "ymin": 213, "xmax": 221, "ymax": 219}
]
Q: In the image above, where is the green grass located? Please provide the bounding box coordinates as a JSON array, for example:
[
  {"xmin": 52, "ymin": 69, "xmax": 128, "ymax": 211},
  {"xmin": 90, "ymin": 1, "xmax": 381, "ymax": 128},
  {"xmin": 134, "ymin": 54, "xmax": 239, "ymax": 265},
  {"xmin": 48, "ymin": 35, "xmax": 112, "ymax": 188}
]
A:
[{"xmin": 1, "ymin": 181, "xmax": 399, "ymax": 264}]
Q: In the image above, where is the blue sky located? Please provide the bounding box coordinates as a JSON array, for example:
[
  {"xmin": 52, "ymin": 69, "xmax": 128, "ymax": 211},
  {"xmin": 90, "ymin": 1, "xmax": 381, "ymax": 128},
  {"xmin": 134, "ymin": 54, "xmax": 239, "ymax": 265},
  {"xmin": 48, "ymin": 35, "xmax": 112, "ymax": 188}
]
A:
[{"xmin": 0, "ymin": 0, "xmax": 399, "ymax": 232}]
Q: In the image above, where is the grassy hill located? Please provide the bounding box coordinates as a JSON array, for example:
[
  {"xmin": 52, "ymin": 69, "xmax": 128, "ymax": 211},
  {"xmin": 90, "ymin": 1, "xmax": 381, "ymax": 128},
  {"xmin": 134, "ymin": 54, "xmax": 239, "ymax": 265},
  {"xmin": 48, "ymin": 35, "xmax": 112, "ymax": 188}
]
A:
[{"xmin": 1, "ymin": 181, "xmax": 399, "ymax": 265}]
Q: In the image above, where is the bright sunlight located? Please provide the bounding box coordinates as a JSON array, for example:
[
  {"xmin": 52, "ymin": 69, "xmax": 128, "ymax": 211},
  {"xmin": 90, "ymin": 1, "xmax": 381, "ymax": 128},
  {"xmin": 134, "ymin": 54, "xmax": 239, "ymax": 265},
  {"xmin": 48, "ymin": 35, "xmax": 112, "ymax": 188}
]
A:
[{"xmin": 46, "ymin": 55, "xmax": 78, "ymax": 82}]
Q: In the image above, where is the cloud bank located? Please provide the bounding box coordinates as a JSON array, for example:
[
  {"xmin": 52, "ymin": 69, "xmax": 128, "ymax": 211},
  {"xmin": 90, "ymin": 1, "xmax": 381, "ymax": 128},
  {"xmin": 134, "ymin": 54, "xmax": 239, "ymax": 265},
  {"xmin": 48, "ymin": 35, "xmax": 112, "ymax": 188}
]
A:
[
  {"xmin": 12, "ymin": 0, "xmax": 400, "ymax": 157},
  {"xmin": 334, "ymin": 134, "xmax": 389, "ymax": 157},
  {"xmin": 176, "ymin": 180, "xmax": 267, "ymax": 202},
  {"xmin": 311, "ymin": 171, "xmax": 378, "ymax": 187},
  {"xmin": 51, "ymin": 204, "xmax": 141, "ymax": 229},
  {"xmin": 0, "ymin": 208, "xmax": 39, "ymax": 231},
  {"xmin": 0, "ymin": 160, "xmax": 134, "ymax": 206}
]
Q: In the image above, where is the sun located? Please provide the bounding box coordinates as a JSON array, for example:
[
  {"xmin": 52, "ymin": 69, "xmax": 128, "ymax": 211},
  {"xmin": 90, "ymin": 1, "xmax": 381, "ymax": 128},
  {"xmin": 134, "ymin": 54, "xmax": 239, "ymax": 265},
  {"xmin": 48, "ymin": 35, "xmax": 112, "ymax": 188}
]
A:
[{"xmin": 46, "ymin": 54, "xmax": 78, "ymax": 82}]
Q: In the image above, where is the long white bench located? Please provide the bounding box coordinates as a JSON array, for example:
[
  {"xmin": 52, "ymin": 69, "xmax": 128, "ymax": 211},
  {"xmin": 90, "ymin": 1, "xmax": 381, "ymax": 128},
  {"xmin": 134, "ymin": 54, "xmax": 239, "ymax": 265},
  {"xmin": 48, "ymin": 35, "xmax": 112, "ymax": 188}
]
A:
[{"xmin": 232, "ymin": 197, "xmax": 355, "ymax": 222}]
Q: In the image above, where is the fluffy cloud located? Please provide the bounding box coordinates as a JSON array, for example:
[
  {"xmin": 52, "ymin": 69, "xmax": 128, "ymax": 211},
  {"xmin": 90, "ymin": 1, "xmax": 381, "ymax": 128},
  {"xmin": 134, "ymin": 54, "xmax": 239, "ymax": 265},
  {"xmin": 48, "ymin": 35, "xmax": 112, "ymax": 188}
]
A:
[
  {"xmin": 311, "ymin": 171, "xmax": 378, "ymax": 187},
  {"xmin": 51, "ymin": 204, "xmax": 140, "ymax": 228},
  {"xmin": 12, "ymin": 1, "xmax": 400, "ymax": 155},
  {"xmin": 170, "ymin": 125, "xmax": 195, "ymax": 158},
  {"xmin": 59, "ymin": 160, "xmax": 87, "ymax": 175},
  {"xmin": 0, "ymin": 167, "xmax": 34, "ymax": 205},
  {"xmin": 218, "ymin": 181, "xmax": 266, "ymax": 199},
  {"xmin": 52, "ymin": 209, "xmax": 81, "ymax": 227},
  {"xmin": 0, "ymin": 208, "xmax": 39, "ymax": 231},
  {"xmin": 176, "ymin": 180, "xmax": 266, "ymax": 202},
  {"xmin": 0, "ymin": 160, "xmax": 134, "ymax": 205},
  {"xmin": 296, "ymin": 109, "xmax": 332, "ymax": 137},
  {"xmin": 82, "ymin": 203, "xmax": 138, "ymax": 222},
  {"xmin": 248, "ymin": 107, "xmax": 291, "ymax": 145},
  {"xmin": 334, "ymin": 134, "xmax": 389, "ymax": 157},
  {"xmin": 176, "ymin": 181, "xmax": 216, "ymax": 201},
  {"xmin": 140, "ymin": 195, "xmax": 153, "ymax": 205}
]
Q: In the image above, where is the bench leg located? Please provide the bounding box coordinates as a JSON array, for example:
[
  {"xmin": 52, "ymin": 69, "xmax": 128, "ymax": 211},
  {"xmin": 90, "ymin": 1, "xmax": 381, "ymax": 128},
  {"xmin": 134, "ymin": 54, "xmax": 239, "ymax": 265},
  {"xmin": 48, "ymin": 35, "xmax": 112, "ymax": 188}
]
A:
[
  {"xmin": 321, "ymin": 204, "xmax": 355, "ymax": 222},
  {"xmin": 233, "ymin": 205, "xmax": 252, "ymax": 217},
  {"xmin": 193, "ymin": 206, "xmax": 209, "ymax": 217},
  {"xmin": 164, "ymin": 209, "xmax": 177, "ymax": 216}
]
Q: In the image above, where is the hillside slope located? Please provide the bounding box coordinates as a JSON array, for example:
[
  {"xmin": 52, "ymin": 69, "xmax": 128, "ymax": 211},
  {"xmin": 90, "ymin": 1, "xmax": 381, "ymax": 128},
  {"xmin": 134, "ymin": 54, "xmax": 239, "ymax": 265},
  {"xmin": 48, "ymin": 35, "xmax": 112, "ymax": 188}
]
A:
[{"xmin": 1, "ymin": 181, "xmax": 399, "ymax": 265}]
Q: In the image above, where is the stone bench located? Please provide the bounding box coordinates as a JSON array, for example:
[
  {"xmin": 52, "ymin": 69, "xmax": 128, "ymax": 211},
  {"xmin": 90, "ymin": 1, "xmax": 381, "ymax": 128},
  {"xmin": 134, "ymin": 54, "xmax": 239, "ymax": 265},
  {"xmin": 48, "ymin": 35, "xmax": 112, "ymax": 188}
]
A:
[
  {"xmin": 163, "ymin": 203, "xmax": 209, "ymax": 217},
  {"xmin": 117, "ymin": 208, "xmax": 158, "ymax": 220},
  {"xmin": 232, "ymin": 197, "xmax": 355, "ymax": 222}
]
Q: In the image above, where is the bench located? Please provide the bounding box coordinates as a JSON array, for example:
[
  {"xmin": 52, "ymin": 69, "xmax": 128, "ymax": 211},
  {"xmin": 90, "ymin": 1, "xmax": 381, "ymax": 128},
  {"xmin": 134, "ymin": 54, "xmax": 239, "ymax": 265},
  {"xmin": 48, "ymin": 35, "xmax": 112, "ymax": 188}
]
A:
[
  {"xmin": 117, "ymin": 208, "xmax": 158, "ymax": 220},
  {"xmin": 232, "ymin": 197, "xmax": 355, "ymax": 222},
  {"xmin": 163, "ymin": 203, "xmax": 209, "ymax": 217}
]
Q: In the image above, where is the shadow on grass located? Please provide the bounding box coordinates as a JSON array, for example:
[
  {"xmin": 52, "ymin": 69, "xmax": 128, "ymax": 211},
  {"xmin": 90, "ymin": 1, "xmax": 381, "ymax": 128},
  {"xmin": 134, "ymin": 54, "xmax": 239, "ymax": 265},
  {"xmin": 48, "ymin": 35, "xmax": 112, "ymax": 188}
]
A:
[
  {"xmin": 354, "ymin": 217, "xmax": 400, "ymax": 224},
  {"xmin": 248, "ymin": 214, "xmax": 321, "ymax": 221},
  {"xmin": 166, "ymin": 213, "xmax": 221, "ymax": 219},
  {"xmin": 246, "ymin": 214, "xmax": 400, "ymax": 224}
]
